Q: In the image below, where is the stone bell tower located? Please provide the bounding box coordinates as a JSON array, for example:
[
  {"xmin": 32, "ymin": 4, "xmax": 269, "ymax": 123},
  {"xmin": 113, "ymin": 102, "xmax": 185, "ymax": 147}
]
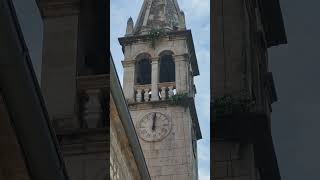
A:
[
  {"xmin": 118, "ymin": 0, "xmax": 202, "ymax": 179},
  {"xmin": 212, "ymin": 0, "xmax": 287, "ymax": 180}
]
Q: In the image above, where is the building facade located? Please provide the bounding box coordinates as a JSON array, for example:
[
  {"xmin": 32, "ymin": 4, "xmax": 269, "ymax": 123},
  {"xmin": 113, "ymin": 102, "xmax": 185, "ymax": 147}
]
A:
[
  {"xmin": 118, "ymin": 0, "xmax": 202, "ymax": 179},
  {"xmin": 212, "ymin": 0, "xmax": 287, "ymax": 180},
  {"xmin": 38, "ymin": 1, "xmax": 108, "ymax": 179},
  {"xmin": 110, "ymin": 55, "xmax": 151, "ymax": 180},
  {"xmin": 33, "ymin": 1, "xmax": 150, "ymax": 180}
]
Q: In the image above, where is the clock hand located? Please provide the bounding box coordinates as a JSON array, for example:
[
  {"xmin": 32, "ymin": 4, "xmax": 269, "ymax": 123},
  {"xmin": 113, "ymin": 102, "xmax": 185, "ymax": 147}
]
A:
[{"xmin": 152, "ymin": 113, "xmax": 156, "ymax": 131}]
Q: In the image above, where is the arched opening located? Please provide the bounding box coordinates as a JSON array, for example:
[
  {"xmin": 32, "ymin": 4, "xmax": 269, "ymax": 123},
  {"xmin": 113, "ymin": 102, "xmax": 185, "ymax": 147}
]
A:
[
  {"xmin": 159, "ymin": 51, "xmax": 175, "ymax": 83},
  {"xmin": 135, "ymin": 53, "xmax": 151, "ymax": 85}
]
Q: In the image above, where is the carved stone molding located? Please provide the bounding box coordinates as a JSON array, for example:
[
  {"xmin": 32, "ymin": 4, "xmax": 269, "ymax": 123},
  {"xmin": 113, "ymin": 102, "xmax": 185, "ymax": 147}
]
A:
[
  {"xmin": 77, "ymin": 74, "xmax": 109, "ymax": 92},
  {"xmin": 157, "ymin": 82, "xmax": 176, "ymax": 89},
  {"xmin": 52, "ymin": 114, "xmax": 79, "ymax": 130},
  {"xmin": 174, "ymin": 53, "xmax": 190, "ymax": 61},
  {"xmin": 82, "ymin": 89, "xmax": 103, "ymax": 128},
  {"xmin": 121, "ymin": 60, "xmax": 135, "ymax": 67},
  {"xmin": 39, "ymin": 0, "xmax": 80, "ymax": 18},
  {"xmin": 151, "ymin": 57, "xmax": 159, "ymax": 62},
  {"xmin": 56, "ymin": 128, "xmax": 108, "ymax": 155},
  {"xmin": 77, "ymin": 74, "xmax": 108, "ymax": 129}
]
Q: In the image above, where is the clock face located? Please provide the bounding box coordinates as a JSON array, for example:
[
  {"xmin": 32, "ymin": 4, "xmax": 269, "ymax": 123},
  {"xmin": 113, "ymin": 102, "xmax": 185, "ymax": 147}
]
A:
[{"xmin": 137, "ymin": 112, "xmax": 172, "ymax": 142}]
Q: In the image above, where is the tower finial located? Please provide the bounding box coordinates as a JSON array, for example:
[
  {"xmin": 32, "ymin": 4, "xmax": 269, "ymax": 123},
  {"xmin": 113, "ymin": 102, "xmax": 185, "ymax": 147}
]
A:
[
  {"xmin": 125, "ymin": 17, "xmax": 134, "ymax": 36},
  {"xmin": 179, "ymin": 10, "xmax": 186, "ymax": 30}
]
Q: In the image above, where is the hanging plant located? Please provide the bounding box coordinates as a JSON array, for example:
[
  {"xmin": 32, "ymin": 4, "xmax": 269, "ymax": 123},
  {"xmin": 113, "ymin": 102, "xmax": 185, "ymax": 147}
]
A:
[
  {"xmin": 214, "ymin": 92, "xmax": 255, "ymax": 117},
  {"xmin": 168, "ymin": 93, "xmax": 189, "ymax": 106},
  {"xmin": 147, "ymin": 28, "xmax": 165, "ymax": 48}
]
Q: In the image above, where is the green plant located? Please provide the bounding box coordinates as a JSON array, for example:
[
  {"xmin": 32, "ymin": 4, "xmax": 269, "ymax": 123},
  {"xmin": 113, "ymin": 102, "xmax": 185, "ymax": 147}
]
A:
[
  {"xmin": 214, "ymin": 93, "xmax": 255, "ymax": 116},
  {"xmin": 147, "ymin": 28, "xmax": 165, "ymax": 48},
  {"xmin": 168, "ymin": 93, "xmax": 189, "ymax": 106}
]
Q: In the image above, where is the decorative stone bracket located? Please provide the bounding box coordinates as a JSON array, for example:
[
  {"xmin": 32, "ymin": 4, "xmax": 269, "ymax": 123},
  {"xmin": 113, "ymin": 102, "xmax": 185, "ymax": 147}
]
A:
[{"xmin": 77, "ymin": 74, "xmax": 109, "ymax": 129}]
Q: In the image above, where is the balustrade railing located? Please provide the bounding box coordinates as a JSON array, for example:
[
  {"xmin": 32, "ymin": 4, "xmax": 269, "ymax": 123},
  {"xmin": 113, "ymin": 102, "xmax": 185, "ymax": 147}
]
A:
[
  {"xmin": 134, "ymin": 82, "xmax": 176, "ymax": 102},
  {"xmin": 134, "ymin": 84, "xmax": 151, "ymax": 103},
  {"xmin": 158, "ymin": 82, "xmax": 176, "ymax": 100}
]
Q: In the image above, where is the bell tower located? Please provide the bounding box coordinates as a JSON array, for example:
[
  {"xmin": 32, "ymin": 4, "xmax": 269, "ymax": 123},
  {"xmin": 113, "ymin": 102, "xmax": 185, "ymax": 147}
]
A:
[
  {"xmin": 212, "ymin": 0, "xmax": 287, "ymax": 180},
  {"xmin": 118, "ymin": 0, "xmax": 202, "ymax": 179}
]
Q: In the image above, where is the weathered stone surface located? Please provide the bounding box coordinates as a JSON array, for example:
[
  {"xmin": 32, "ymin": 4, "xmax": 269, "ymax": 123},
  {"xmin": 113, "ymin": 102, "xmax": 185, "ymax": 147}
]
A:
[
  {"xmin": 134, "ymin": 0, "xmax": 184, "ymax": 34},
  {"xmin": 110, "ymin": 96, "xmax": 143, "ymax": 180},
  {"xmin": 41, "ymin": 15, "xmax": 78, "ymax": 121},
  {"xmin": 129, "ymin": 104, "xmax": 196, "ymax": 179},
  {"xmin": 120, "ymin": 1, "xmax": 200, "ymax": 179}
]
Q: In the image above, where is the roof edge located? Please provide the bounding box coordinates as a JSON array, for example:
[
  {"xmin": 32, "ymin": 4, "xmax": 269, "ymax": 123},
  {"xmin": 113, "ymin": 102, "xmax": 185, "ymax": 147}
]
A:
[{"xmin": 110, "ymin": 54, "xmax": 151, "ymax": 180}]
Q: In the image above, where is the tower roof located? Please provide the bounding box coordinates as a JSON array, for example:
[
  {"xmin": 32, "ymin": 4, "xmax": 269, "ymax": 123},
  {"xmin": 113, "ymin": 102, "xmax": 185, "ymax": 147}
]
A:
[{"xmin": 134, "ymin": 0, "xmax": 185, "ymax": 34}]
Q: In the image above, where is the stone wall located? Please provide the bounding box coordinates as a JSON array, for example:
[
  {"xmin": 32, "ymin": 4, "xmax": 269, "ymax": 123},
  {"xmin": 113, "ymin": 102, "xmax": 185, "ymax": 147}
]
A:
[
  {"xmin": 63, "ymin": 154, "xmax": 107, "ymax": 180},
  {"xmin": 110, "ymin": 96, "xmax": 143, "ymax": 180},
  {"xmin": 41, "ymin": 15, "xmax": 79, "ymax": 121},
  {"xmin": 213, "ymin": 141, "xmax": 260, "ymax": 180},
  {"xmin": 212, "ymin": 0, "xmax": 269, "ymax": 179},
  {"xmin": 122, "ymin": 36, "xmax": 191, "ymax": 103},
  {"xmin": 129, "ymin": 104, "xmax": 196, "ymax": 180}
]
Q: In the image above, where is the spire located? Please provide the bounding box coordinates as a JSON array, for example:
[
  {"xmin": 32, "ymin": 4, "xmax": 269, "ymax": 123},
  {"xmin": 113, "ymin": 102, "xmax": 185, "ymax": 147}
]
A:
[
  {"xmin": 133, "ymin": 0, "xmax": 185, "ymax": 35},
  {"xmin": 125, "ymin": 17, "xmax": 134, "ymax": 36}
]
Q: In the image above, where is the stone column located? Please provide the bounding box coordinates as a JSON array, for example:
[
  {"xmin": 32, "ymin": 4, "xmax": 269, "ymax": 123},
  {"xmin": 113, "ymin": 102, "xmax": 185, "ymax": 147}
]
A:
[
  {"xmin": 160, "ymin": 87, "xmax": 167, "ymax": 100},
  {"xmin": 175, "ymin": 54, "xmax": 189, "ymax": 93},
  {"xmin": 151, "ymin": 58, "xmax": 159, "ymax": 101},
  {"xmin": 122, "ymin": 60, "xmax": 135, "ymax": 103},
  {"xmin": 136, "ymin": 89, "xmax": 142, "ymax": 102}
]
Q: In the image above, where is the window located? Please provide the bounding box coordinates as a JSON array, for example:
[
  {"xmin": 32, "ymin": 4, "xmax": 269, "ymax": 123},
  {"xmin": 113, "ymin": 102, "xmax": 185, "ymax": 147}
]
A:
[
  {"xmin": 135, "ymin": 53, "xmax": 151, "ymax": 85},
  {"xmin": 159, "ymin": 51, "xmax": 175, "ymax": 83}
]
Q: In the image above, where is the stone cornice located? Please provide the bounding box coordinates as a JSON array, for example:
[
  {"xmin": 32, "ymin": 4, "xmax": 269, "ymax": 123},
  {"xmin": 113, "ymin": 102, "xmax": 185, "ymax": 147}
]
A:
[
  {"xmin": 173, "ymin": 53, "xmax": 190, "ymax": 62},
  {"xmin": 151, "ymin": 57, "xmax": 159, "ymax": 61},
  {"xmin": 118, "ymin": 30, "xmax": 192, "ymax": 47},
  {"xmin": 56, "ymin": 128, "xmax": 108, "ymax": 156},
  {"xmin": 122, "ymin": 54, "xmax": 190, "ymax": 67},
  {"xmin": 77, "ymin": 74, "xmax": 109, "ymax": 92},
  {"xmin": 39, "ymin": 0, "xmax": 80, "ymax": 18},
  {"xmin": 122, "ymin": 60, "xmax": 135, "ymax": 67}
]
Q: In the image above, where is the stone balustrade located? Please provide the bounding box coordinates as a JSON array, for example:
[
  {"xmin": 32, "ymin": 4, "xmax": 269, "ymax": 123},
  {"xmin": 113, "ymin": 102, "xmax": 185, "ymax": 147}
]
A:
[
  {"xmin": 158, "ymin": 82, "xmax": 176, "ymax": 100},
  {"xmin": 134, "ymin": 82, "xmax": 176, "ymax": 102},
  {"xmin": 134, "ymin": 84, "xmax": 152, "ymax": 103}
]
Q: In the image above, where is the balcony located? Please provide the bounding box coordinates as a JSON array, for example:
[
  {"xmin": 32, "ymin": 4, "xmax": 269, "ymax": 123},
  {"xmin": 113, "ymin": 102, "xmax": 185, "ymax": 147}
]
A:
[{"xmin": 133, "ymin": 82, "xmax": 177, "ymax": 103}]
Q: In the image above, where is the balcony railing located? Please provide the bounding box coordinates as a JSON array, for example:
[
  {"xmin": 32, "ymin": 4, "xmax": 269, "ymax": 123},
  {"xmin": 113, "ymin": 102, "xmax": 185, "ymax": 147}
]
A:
[
  {"xmin": 134, "ymin": 82, "xmax": 176, "ymax": 102},
  {"xmin": 134, "ymin": 84, "xmax": 151, "ymax": 103},
  {"xmin": 158, "ymin": 82, "xmax": 176, "ymax": 100}
]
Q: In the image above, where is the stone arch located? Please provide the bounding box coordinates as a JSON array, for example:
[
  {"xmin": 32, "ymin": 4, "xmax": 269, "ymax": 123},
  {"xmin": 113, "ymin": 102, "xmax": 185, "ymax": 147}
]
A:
[
  {"xmin": 159, "ymin": 50, "xmax": 175, "ymax": 83},
  {"xmin": 135, "ymin": 53, "xmax": 152, "ymax": 85}
]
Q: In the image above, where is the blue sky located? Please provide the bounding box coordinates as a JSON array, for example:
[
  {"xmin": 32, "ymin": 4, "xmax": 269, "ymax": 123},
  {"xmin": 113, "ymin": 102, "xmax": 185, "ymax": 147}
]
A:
[{"xmin": 110, "ymin": 0, "xmax": 210, "ymax": 179}]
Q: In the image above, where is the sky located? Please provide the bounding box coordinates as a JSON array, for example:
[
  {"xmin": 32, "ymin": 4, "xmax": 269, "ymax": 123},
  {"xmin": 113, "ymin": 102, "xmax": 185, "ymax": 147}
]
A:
[
  {"xmin": 269, "ymin": 0, "xmax": 320, "ymax": 179},
  {"xmin": 110, "ymin": 0, "xmax": 211, "ymax": 179}
]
